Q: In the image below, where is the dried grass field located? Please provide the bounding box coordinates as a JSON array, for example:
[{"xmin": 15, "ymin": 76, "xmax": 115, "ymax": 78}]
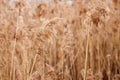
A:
[{"xmin": 0, "ymin": 0, "xmax": 120, "ymax": 80}]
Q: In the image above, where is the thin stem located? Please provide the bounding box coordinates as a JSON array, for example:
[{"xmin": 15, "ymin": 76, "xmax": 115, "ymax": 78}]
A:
[
  {"xmin": 29, "ymin": 54, "xmax": 38, "ymax": 77},
  {"xmin": 84, "ymin": 34, "xmax": 89, "ymax": 80}
]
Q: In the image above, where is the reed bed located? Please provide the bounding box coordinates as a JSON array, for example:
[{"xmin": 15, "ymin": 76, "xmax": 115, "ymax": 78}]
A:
[{"xmin": 0, "ymin": 0, "xmax": 120, "ymax": 80}]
